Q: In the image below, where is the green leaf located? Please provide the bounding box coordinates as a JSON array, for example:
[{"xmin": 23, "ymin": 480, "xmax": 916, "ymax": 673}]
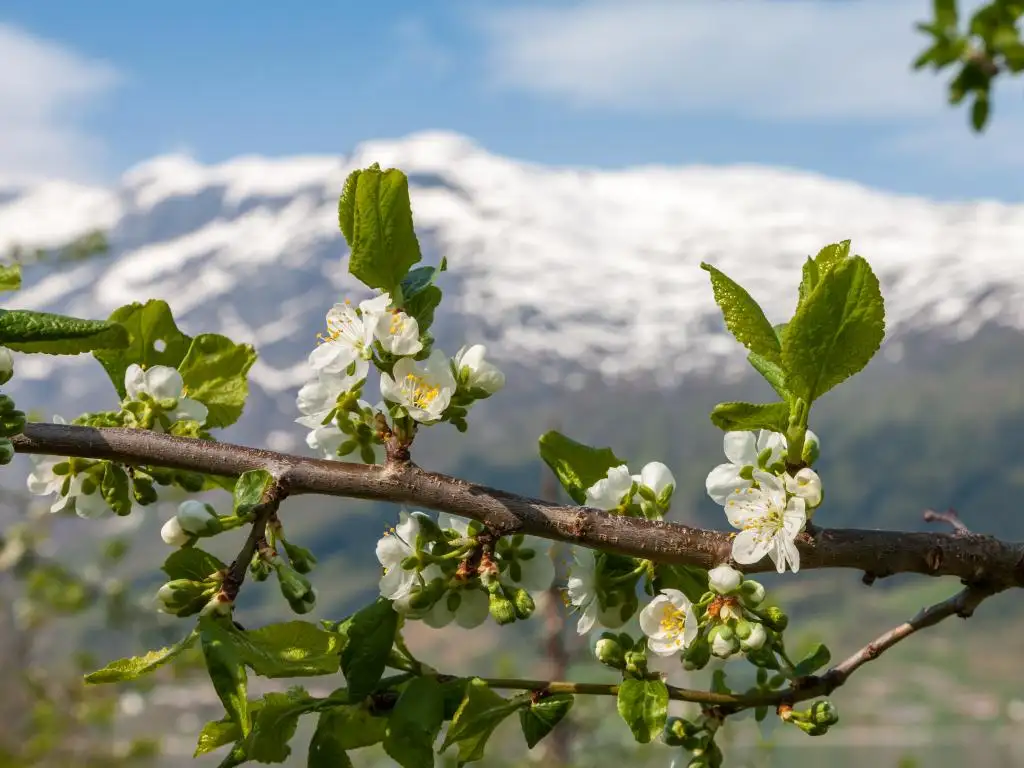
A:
[
  {"xmin": 85, "ymin": 628, "xmax": 198, "ymax": 684},
  {"xmin": 794, "ymin": 643, "xmax": 831, "ymax": 677},
  {"xmin": 202, "ymin": 619, "xmax": 342, "ymax": 678},
  {"xmin": 233, "ymin": 469, "xmax": 274, "ymax": 518},
  {"xmin": 0, "ymin": 309, "xmax": 128, "ymax": 355},
  {"xmin": 383, "ymin": 676, "xmax": 446, "ymax": 768},
  {"xmin": 538, "ymin": 430, "xmax": 625, "ymax": 505},
  {"xmin": 308, "ymin": 713, "xmax": 356, "ymax": 768},
  {"xmin": 934, "ymin": 0, "xmax": 958, "ymax": 28},
  {"xmin": 441, "ymin": 678, "xmax": 520, "ymax": 765},
  {"xmin": 403, "ymin": 284, "xmax": 442, "ymax": 332},
  {"xmin": 339, "ymin": 599, "xmax": 399, "ymax": 699},
  {"xmin": 162, "ymin": 547, "xmax": 227, "ymax": 582},
  {"xmin": 0, "ymin": 264, "xmax": 21, "ymax": 292},
  {"xmin": 653, "ymin": 565, "xmax": 709, "ymax": 604},
  {"xmin": 201, "ymin": 622, "xmax": 250, "ymax": 736},
  {"xmin": 339, "ymin": 165, "xmax": 422, "ymax": 292},
  {"xmin": 518, "ymin": 693, "xmax": 574, "ymax": 749},
  {"xmin": 700, "ymin": 263, "xmax": 781, "ymax": 363},
  {"xmin": 246, "ymin": 690, "xmax": 313, "ymax": 763},
  {"xmin": 195, "ymin": 718, "xmax": 241, "ymax": 757},
  {"xmin": 616, "ymin": 679, "xmax": 668, "ymax": 744},
  {"xmin": 782, "ymin": 255, "xmax": 885, "ymax": 405},
  {"xmin": 94, "ymin": 300, "xmax": 193, "ymax": 398},
  {"xmin": 310, "ymin": 703, "xmax": 387, "ymax": 754},
  {"xmin": 747, "ymin": 352, "xmax": 789, "ymax": 399},
  {"xmin": 709, "ymin": 401, "xmax": 790, "ymax": 433},
  {"xmin": 797, "ymin": 241, "xmax": 851, "ymax": 309},
  {"xmin": 400, "ymin": 263, "xmax": 445, "ymax": 302},
  {"xmin": 971, "ymin": 91, "xmax": 990, "ymax": 131},
  {"xmin": 177, "ymin": 333, "xmax": 257, "ymax": 428}
]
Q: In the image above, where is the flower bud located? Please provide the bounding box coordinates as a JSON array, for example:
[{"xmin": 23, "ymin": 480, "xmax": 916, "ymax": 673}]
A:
[
  {"xmin": 809, "ymin": 700, "xmax": 839, "ymax": 727},
  {"xmin": 708, "ymin": 564, "xmax": 743, "ymax": 595},
  {"xmin": 488, "ymin": 590, "xmax": 516, "ymax": 625},
  {"xmin": 761, "ymin": 605, "xmax": 788, "ymax": 632},
  {"xmin": 177, "ymin": 500, "xmax": 221, "ymax": 536},
  {"xmin": 160, "ymin": 517, "xmax": 189, "ymax": 547},
  {"xmin": 131, "ymin": 474, "xmax": 158, "ymax": 505},
  {"xmin": 708, "ymin": 625, "xmax": 739, "ymax": 659},
  {"xmin": 802, "ymin": 431, "xmax": 820, "ymax": 465},
  {"xmin": 682, "ymin": 635, "xmax": 711, "ymax": 670},
  {"xmin": 282, "ymin": 539, "xmax": 318, "ymax": 574},
  {"xmin": 454, "ymin": 344, "xmax": 505, "ymax": 395},
  {"xmin": 740, "ymin": 579, "xmax": 766, "ymax": 607},
  {"xmin": 0, "ymin": 409, "xmax": 25, "ymax": 437},
  {"xmin": 740, "ymin": 622, "xmax": 767, "ymax": 651},
  {"xmin": 661, "ymin": 716, "xmax": 689, "ymax": 747},
  {"xmin": 785, "ymin": 468, "xmax": 822, "ymax": 508},
  {"xmin": 624, "ymin": 649, "xmax": 649, "ymax": 677},
  {"xmin": 511, "ymin": 586, "xmax": 535, "ymax": 620},
  {"xmin": 595, "ymin": 633, "xmax": 626, "ymax": 669},
  {"xmin": 792, "ymin": 719, "xmax": 829, "ymax": 736},
  {"xmin": 0, "ymin": 347, "xmax": 13, "ymax": 385},
  {"xmin": 0, "ymin": 395, "xmax": 14, "ymax": 414},
  {"xmin": 276, "ymin": 563, "xmax": 316, "ymax": 614},
  {"xmin": 0, "ymin": 438, "xmax": 13, "ymax": 466},
  {"xmin": 156, "ymin": 579, "xmax": 212, "ymax": 616}
]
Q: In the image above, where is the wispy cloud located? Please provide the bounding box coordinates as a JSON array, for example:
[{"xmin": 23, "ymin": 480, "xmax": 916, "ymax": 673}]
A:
[
  {"xmin": 0, "ymin": 24, "xmax": 121, "ymax": 183},
  {"xmin": 476, "ymin": 0, "xmax": 948, "ymax": 121}
]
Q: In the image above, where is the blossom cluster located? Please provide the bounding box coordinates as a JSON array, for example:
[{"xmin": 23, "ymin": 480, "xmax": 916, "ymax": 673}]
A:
[
  {"xmin": 374, "ymin": 510, "xmax": 554, "ymax": 628},
  {"xmin": 297, "ymin": 293, "xmax": 504, "ymax": 460}
]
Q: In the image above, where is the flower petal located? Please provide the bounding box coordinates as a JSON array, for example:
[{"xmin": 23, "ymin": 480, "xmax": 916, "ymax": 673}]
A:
[
  {"xmin": 723, "ymin": 431, "xmax": 757, "ymax": 466},
  {"xmin": 123, "ymin": 364, "xmax": 146, "ymax": 400},
  {"xmin": 706, "ymin": 463, "xmax": 747, "ymax": 505},
  {"xmin": 731, "ymin": 528, "xmax": 771, "ymax": 565},
  {"xmin": 515, "ymin": 543, "xmax": 556, "ymax": 592},
  {"xmin": 144, "ymin": 366, "xmax": 185, "ymax": 400},
  {"xmin": 455, "ymin": 589, "xmax": 490, "ymax": 629}
]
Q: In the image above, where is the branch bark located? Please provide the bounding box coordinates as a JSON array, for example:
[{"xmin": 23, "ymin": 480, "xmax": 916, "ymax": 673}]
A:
[{"xmin": 12, "ymin": 423, "xmax": 1024, "ymax": 588}]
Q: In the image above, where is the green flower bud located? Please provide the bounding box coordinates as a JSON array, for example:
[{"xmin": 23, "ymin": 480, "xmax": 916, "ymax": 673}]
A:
[
  {"xmin": 802, "ymin": 433, "xmax": 820, "ymax": 465},
  {"xmin": 682, "ymin": 635, "xmax": 711, "ymax": 671},
  {"xmin": 792, "ymin": 719, "xmax": 829, "ymax": 736},
  {"xmin": 511, "ymin": 586, "xmax": 535, "ymax": 620},
  {"xmin": 708, "ymin": 624, "xmax": 739, "ymax": 659},
  {"xmin": 488, "ymin": 591, "xmax": 516, "ymax": 625},
  {"xmin": 744, "ymin": 645, "xmax": 780, "ymax": 669},
  {"xmin": 740, "ymin": 579, "xmax": 766, "ymax": 607},
  {"xmin": 0, "ymin": 395, "xmax": 15, "ymax": 414},
  {"xmin": 155, "ymin": 578, "xmax": 213, "ymax": 617},
  {"xmin": 740, "ymin": 622, "xmax": 767, "ymax": 652},
  {"xmin": 249, "ymin": 556, "xmax": 273, "ymax": 582},
  {"xmin": 0, "ymin": 409, "xmax": 25, "ymax": 436},
  {"xmin": 288, "ymin": 587, "xmax": 317, "ymax": 615},
  {"xmin": 809, "ymin": 700, "xmax": 839, "ymax": 727},
  {"xmin": 0, "ymin": 348, "xmax": 13, "ymax": 385},
  {"xmin": 282, "ymin": 539, "xmax": 318, "ymax": 574},
  {"xmin": 761, "ymin": 605, "xmax": 788, "ymax": 632},
  {"xmin": 595, "ymin": 632, "xmax": 626, "ymax": 669},
  {"xmin": 131, "ymin": 473, "xmax": 158, "ymax": 505},
  {"xmin": 175, "ymin": 472, "xmax": 206, "ymax": 493},
  {"xmin": 623, "ymin": 648, "xmax": 648, "ymax": 677},
  {"xmin": 0, "ymin": 438, "xmax": 13, "ymax": 466},
  {"xmin": 734, "ymin": 619, "xmax": 753, "ymax": 640},
  {"xmin": 276, "ymin": 563, "xmax": 316, "ymax": 614}
]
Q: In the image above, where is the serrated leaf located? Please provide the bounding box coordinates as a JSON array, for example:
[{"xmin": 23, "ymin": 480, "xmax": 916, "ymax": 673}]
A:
[
  {"xmin": 246, "ymin": 690, "xmax": 313, "ymax": 763},
  {"xmin": 0, "ymin": 309, "xmax": 128, "ymax": 355},
  {"xmin": 701, "ymin": 263, "xmax": 781, "ymax": 363},
  {"xmin": 782, "ymin": 255, "xmax": 885, "ymax": 405},
  {"xmin": 0, "ymin": 264, "xmax": 21, "ymax": 292},
  {"xmin": 518, "ymin": 693, "xmax": 574, "ymax": 749},
  {"xmin": 339, "ymin": 165, "xmax": 422, "ymax": 292},
  {"xmin": 233, "ymin": 469, "xmax": 274, "ymax": 518},
  {"xmin": 747, "ymin": 351, "xmax": 789, "ymax": 399},
  {"xmin": 85, "ymin": 628, "xmax": 198, "ymax": 683},
  {"xmin": 162, "ymin": 547, "xmax": 228, "ymax": 582},
  {"xmin": 195, "ymin": 718, "xmax": 240, "ymax": 757},
  {"xmin": 794, "ymin": 643, "xmax": 831, "ymax": 677},
  {"xmin": 652, "ymin": 564, "xmax": 709, "ymax": 604},
  {"xmin": 94, "ymin": 300, "xmax": 193, "ymax": 398},
  {"xmin": 201, "ymin": 619, "xmax": 342, "ymax": 678},
  {"xmin": 339, "ymin": 599, "xmax": 399, "ymax": 699},
  {"xmin": 310, "ymin": 703, "xmax": 387, "ymax": 755},
  {"xmin": 383, "ymin": 676, "xmax": 446, "ymax": 768},
  {"xmin": 177, "ymin": 333, "xmax": 257, "ymax": 428},
  {"xmin": 201, "ymin": 622, "xmax": 250, "ymax": 735},
  {"xmin": 710, "ymin": 401, "xmax": 790, "ymax": 433},
  {"xmin": 797, "ymin": 241, "xmax": 851, "ymax": 308},
  {"xmin": 441, "ymin": 678, "xmax": 520, "ymax": 765},
  {"xmin": 538, "ymin": 430, "xmax": 625, "ymax": 505},
  {"xmin": 616, "ymin": 678, "xmax": 668, "ymax": 744}
]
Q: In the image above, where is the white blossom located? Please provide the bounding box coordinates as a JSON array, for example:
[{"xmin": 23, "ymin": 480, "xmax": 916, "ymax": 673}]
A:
[
  {"xmin": 295, "ymin": 373, "xmax": 359, "ymax": 429},
  {"xmin": 503, "ymin": 536, "xmax": 555, "ymax": 593},
  {"xmin": 374, "ymin": 308, "xmax": 422, "ymax": 356},
  {"xmin": 379, "ymin": 350, "xmax": 456, "ymax": 423},
  {"xmin": 632, "ymin": 461, "xmax": 675, "ymax": 498},
  {"xmin": 309, "ymin": 295, "xmax": 389, "ymax": 376},
  {"xmin": 454, "ymin": 344, "xmax": 505, "ymax": 395},
  {"xmin": 639, "ymin": 588, "xmax": 698, "ymax": 657},
  {"xmin": 785, "ymin": 467, "xmax": 823, "ymax": 508},
  {"xmin": 124, "ymin": 364, "xmax": 208, "ymax": 426},
  {"xmin": 306, "ymin": 424, "xmax": 346, "ymax": 460},
  {"xmin": 565, "ymin": 548, "xmax": 627, "ymax": 635},
  {"xmin": 161, "ymin": 500, "xmax": 218, "ymax": 546},
  {"xmin": 423, "ymin": 587, "xmax": 489, "ymax": 629},
  {"xmin": 376, "ymin": 511, "xmax": 441, "ymax": 603},
  {"xmin": 725, "ymin": 471, "xmax": 806, "ymax": 574},
  {"xmin": 708, "ymin": 564, "xmax": 743, "ymax": 595},
  {"xmin": 711, "ymin": 626, "xmax": 739, "ymax": 658},
  {"xmin": 705, "ymin": 430, "xmax": 785, "ymax": 505},
  {"xmin": 28, "ymin": 449, "xmax": 108, "ymax": 519},
  {"xmin": 583, "ymin": 465, "xmax": 634, "ymax": 510},
  {"xmin": 740, "ymin": 622, "xmax": 767, "ymax": 651}
]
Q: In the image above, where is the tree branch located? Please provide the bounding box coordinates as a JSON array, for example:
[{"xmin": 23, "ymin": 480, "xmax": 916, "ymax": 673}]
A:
[
  {"xmin": 223, "ymin": 479, "xmax": 289, "ymax": 600},
  {"xmin": 12, "ymin": 423, "xmax": 1024, "ymax": 588}
]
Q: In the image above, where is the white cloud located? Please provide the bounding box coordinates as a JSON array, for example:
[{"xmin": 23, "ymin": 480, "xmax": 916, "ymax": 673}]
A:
[
  {"xmin": 477, "ymin": 0, "xmax": 953, "ymax": 121},
  {"xmin": 0, "ymin": 24, "xmax": 121, "ymax": 183}
]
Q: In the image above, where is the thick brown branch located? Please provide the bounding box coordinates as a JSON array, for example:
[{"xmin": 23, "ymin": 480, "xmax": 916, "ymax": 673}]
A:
[{"xmin": 12, "ymin": 423, "xmax": 1024, "ymax": 587}]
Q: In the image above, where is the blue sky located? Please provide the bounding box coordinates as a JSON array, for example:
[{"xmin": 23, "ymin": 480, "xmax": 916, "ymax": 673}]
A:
[{"xmin": 1, "ymin": 0, "xmax": 1021, "ymax": 201}]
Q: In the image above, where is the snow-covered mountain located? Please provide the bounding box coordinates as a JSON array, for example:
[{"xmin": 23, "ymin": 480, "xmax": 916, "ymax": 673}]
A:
[{"xmin": 2, "ymin": 131, "xmax": 1022, "ymax": 442}]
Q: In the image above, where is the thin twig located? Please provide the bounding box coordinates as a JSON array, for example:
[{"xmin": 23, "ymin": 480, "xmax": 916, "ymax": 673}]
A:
[
  {"xmin": 923, "ymin": 508, "xmax": 970, "ymax": 534},
  {"xmin": 223, "ymin": 479, "xmax": 289, "ymax": 600},
  {"xmin": 11, "ymin": 423, "xmax": 1024, "ymax": 587}
]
